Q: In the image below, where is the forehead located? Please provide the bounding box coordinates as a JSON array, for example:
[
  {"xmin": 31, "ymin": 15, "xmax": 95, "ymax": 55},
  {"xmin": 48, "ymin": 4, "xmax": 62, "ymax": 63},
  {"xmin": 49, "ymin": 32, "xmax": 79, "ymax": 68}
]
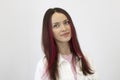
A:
[{"xmin": 51, "ymin": 12, "xmax": 68, "ymax": 23}]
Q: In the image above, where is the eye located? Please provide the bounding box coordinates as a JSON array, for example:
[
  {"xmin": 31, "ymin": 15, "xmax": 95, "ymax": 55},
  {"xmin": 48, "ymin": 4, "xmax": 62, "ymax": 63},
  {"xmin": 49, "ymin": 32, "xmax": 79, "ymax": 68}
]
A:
[
  {"xmin": 53, "ymin": 23, "xmax": 60, "ymax": 28},
  {"xmin": 63, "ymin": 20, "xmax": 70, "ymax": 25}
]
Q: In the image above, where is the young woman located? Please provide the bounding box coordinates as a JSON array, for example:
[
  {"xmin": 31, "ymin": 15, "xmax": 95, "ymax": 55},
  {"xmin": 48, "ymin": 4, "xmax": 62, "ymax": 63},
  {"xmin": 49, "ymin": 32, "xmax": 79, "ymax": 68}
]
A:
[{"xmin": 35, "ymin": 7, "xmax": 97, "ymax": 80}]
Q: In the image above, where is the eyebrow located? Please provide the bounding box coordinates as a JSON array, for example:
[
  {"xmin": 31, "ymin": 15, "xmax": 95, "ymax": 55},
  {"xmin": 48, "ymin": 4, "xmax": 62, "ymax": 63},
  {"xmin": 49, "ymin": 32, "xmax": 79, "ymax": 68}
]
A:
[{"xmin": 52, "ymin": 19, "xmax": 68, "ymax": 25}]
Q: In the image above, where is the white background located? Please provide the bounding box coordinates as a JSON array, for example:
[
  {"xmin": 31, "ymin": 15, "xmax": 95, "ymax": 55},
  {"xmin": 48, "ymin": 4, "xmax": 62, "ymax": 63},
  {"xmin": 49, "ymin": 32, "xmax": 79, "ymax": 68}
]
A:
[{"xmin": 0, "ymin": 0, "xmax": 120, "ymax": 80}]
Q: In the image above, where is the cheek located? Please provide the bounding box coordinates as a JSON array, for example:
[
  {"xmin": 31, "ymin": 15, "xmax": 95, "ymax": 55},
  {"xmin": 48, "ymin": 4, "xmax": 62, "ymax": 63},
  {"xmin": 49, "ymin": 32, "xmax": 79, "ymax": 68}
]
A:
[
  {"xmin": 68, "ymin": 26, "xmax": 72, "ymax": 36},
  {"xmin": 52, "ymin": 30, "xmax": 59, "ymax": 39},
  {"xmin": 68, "ymin": 26, "xmax": 71, "ymax": 33}
]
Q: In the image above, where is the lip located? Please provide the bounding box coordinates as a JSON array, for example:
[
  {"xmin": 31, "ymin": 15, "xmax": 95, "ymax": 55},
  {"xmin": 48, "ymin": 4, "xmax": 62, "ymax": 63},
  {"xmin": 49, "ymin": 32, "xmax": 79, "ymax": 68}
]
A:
[{"xmin": 60, "ymin": 32, "xmax": 70, "ymax": 36}]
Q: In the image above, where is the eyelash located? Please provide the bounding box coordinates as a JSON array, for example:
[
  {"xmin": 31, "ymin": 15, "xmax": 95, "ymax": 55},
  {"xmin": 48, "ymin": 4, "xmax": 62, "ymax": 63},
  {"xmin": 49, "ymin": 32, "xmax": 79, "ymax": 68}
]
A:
[
  {"xmin": 63, "ymin": 21, "xmax": 69, "ymax": 25},
  {"xmin": 53, "ymin": 20, "xmax": 70, "ymax": 28},
  {"xmin": 53, "ymin": 24, "xmax": 60, "ymax": 28}
]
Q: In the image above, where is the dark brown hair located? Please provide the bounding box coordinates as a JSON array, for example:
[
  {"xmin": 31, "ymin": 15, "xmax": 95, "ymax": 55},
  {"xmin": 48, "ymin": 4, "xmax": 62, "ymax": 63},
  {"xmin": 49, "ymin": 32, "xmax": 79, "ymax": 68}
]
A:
[{"xmin": 42, "ymin": 7, "xmax": 94, "ymax": 80}]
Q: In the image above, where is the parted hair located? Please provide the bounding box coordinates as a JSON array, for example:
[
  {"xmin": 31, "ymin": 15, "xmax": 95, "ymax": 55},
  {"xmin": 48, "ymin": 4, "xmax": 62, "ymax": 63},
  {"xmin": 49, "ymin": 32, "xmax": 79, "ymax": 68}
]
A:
[{"xmin": 42, "ymin": 7, "xmax": 94, "ymax": 80}]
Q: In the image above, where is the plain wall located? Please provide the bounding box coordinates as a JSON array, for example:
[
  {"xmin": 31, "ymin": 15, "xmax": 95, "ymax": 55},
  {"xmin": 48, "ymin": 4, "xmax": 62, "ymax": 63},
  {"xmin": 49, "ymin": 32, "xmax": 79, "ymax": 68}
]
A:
[{"xmin": 0, "ymin": 0, "xmax": 120, "ymax": 80}]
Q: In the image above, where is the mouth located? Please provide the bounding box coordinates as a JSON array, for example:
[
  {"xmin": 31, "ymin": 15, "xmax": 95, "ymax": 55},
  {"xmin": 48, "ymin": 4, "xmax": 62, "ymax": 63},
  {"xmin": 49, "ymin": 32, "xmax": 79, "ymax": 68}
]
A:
[{"xmin": 60, "ymin": 32, "xmax": 70, "ymax": 36}]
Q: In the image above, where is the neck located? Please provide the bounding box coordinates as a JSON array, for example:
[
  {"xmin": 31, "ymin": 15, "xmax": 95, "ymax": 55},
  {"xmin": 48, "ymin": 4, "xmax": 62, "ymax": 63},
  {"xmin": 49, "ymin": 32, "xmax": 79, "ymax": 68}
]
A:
[{"xmin": 56, "ymin": 42, "xmax": 71, "ymax": 55}]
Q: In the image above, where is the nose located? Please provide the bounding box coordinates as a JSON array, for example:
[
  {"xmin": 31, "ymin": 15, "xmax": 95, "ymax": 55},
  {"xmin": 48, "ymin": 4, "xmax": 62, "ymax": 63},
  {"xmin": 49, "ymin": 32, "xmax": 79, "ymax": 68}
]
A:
[{"xmin": 61, "ymin": 24, "xmax": 66, "ymax": 31}]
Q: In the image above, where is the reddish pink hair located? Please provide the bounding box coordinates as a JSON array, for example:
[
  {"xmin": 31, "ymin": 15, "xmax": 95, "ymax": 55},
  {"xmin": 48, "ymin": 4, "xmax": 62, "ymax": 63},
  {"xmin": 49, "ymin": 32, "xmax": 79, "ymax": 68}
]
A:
[{"xmin": 42, "ymin": 7, "xmax": 94, "ymax": 80}]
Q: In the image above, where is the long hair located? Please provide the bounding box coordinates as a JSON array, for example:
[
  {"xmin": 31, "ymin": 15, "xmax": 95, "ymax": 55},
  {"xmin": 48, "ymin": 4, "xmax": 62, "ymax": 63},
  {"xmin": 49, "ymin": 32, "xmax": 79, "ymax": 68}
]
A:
[{"xmin": 42, "ymin": 7, "xmax": 94, "ymax": 80}]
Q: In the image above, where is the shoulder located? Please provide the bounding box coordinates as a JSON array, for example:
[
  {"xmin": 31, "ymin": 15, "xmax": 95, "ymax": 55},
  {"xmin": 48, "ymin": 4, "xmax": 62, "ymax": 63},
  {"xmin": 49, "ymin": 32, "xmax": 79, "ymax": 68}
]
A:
[
  {"xmin": 34, "ymin": 56, "xmax": 48, "ymax": 80},
  {"xmin": 36, "ymin": 56, "xmax": 47, "ymax": 70},
  {"xmin": 83, "ymin": 52, "xmax": 98, "ymax": 79},
  {"xmin": 82, "ymin": 52, "xmax": 95, "ymax": 70},
  {"xmin": 76, "ymin": 52, "xmax": 95, "ymax": 70}
]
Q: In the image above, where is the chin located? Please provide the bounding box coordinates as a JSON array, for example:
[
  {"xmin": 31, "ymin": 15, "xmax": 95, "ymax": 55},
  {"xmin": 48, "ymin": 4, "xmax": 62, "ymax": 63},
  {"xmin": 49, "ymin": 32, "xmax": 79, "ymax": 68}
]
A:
[{"xmin": 60, "ymin": 37, "xmax": 71, "ymax": 42}]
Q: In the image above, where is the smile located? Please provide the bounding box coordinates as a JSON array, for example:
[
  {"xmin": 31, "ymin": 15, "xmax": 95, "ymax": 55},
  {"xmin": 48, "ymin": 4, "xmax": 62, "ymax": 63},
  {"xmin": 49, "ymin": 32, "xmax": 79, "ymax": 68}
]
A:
[{"xmin": 60, "ymin": 32, "xmax": 70, "ymax": 36}]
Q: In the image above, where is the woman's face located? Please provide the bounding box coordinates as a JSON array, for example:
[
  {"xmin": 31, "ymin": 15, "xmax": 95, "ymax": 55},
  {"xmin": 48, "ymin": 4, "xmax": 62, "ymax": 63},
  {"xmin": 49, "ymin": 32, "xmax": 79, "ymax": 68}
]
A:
[{"xmin": 51, "ymin": 12, "xmax": 71, "ymax": 43}]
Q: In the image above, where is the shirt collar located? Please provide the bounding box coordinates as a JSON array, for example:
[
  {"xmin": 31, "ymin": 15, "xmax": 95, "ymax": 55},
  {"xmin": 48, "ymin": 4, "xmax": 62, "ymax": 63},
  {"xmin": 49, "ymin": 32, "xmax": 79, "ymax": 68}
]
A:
[
  {"xmin": 58, "ymin": 53, "xmax": 81, "ymax": 66},
  {"xmin": 58, "ymin": 54, "xmax": 67, "ymax": 66}
]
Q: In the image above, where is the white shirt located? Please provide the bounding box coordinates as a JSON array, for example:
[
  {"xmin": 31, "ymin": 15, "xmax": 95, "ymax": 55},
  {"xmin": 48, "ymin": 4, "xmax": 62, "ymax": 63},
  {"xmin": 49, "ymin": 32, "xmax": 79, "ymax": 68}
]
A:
[{"xmin": 34, "ymin": 54, "xmax": 97, "ymax": 80}]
